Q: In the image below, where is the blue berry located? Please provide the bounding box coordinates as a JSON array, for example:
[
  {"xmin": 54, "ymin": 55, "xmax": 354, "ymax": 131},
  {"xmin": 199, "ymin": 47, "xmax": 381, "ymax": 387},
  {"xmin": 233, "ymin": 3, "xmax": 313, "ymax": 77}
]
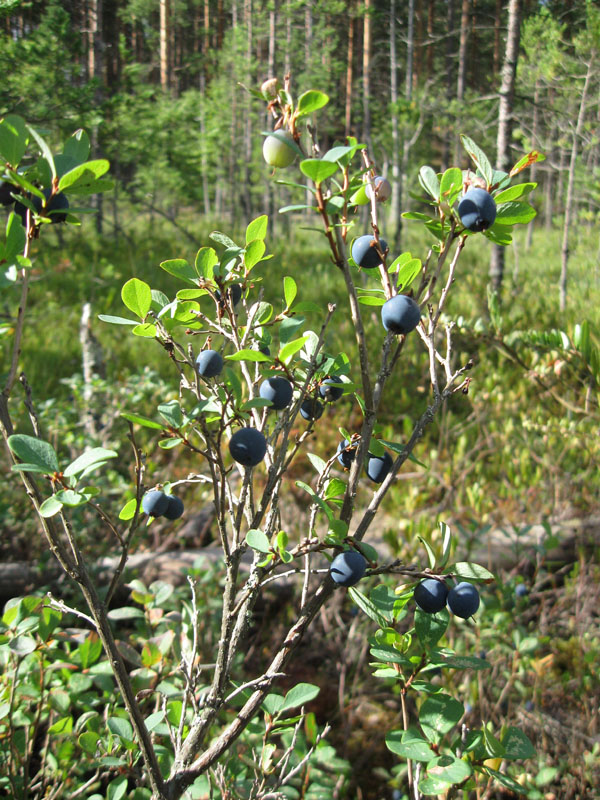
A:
[{"xmin": 329, "ymin": 550, "xmax": 367, "ymax": 587}]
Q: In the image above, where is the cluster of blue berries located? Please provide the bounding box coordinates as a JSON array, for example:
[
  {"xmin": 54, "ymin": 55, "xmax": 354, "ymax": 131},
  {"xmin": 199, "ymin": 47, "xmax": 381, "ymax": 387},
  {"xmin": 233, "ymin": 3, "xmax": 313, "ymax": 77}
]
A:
[
  {"xmin": 414, "ymin": 577, "xmax": 480, "ymax": 619},
  {"xmin": 141, "ymin": 490, "xmax": 185, "ymax": 521}
]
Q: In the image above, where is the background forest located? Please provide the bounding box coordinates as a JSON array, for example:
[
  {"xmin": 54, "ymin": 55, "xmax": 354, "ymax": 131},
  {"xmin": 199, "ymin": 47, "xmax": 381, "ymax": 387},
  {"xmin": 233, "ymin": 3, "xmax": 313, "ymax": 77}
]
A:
[{"xmin": 1, "ymin": 0, "xmax": 600, "ymax": 798}]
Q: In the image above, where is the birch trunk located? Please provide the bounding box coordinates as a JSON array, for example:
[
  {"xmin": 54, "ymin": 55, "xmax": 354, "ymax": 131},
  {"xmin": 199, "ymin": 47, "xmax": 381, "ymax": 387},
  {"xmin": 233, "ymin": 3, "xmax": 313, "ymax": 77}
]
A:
[{"xmin": 489, "ymin": 0, "xmax": 521, "ymax": 294}]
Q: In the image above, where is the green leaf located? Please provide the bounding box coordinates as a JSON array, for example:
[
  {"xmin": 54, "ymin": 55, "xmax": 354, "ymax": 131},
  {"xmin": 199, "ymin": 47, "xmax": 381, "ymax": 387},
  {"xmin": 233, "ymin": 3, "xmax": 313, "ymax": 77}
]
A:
[
  {"xmin": 283, "ymin": 276, "xmax": 297, "ymax": 308},
  {"xmin": 119, "ymin": 498, "xmax": 137, "ymax": 520},
  {"xmin": 107, "ymin": 607, "xmax": 145, "ymax": 620},
  {"xmin": 97, "ymin": 314, "xmax": 138, "ymax": 326},
  {"xmin": 246, "ymin": 529, "xmax": 271, "ymax": 553},
  {"xmin": 358, "ymin": 295, "xmax": 386, "ymax": 306},
  {"xmin": 226, "ymin": 349, "xmax": 272, "ymax": 363},
  {"xmin": 107, "ymin": 775, "xmax": 129, "ymax": 800},
  {"xmin": 27, "ymin": 125, "xmax": 56, "ymax": 181},
  {"xmin": 418, "ymin": 166, "xmax": 440, "ymax": 200},
  {"xmin": 120, "ymin": 412, "xmax": 164, "ymax": 430},
  {"xmin": 419, "ymin": 694, "xmax": 464, "ymax": 744},
  {"xmin": 494, "ymin": 183, "xmax": 536, "ymax": 203},
  {"xmin": 296, "ymin": 90, "xmax": 329, "ymax": 118},
  {"xmin": 439, "ymin": 167, "xmax": 463, "ymax": 202},
  {"xmin": 369, "ymin": 643, "xmax": 411, "ymax": 666},
  {"xmin": 210, "ymin": 230, "xmax": 238, "ymax": 249},
  {"xmin": 350, "ymin": 588, "xmax": 388, "ymax": 627},
  {"xmin": 418, "ymin": 774, "xmax": 456, "ymax": 795},
  {"xmin": 280, "ymin": 683, "xmax": 320, "ymax": 712},
  {"xmin": 452, "ymin": 562, "xmax": 494, "ymax": 581},
  {"xmin": 246, "ymin": 214, "xmax": 268, "ymax": 243},
  {"xmin": 279, "ymin": 335, "xmax": 309, "ymax": 364},
  {"xmin": 240, "ymin": 398, "xmax": 273, "ymax": 410},
  {"xmin": 121, "ymin": 278, "xmax": 151, "ymax": 318},
  {"xmin": 484, "ymin": 767, "xmax": 526, "ymax": 794},
  {"xmin": 386, "ymin": 728, "xmax": 436, "ymax": 762},
  {"xmin": 484, "ymin": 225, "xmax": 513, "ymax": 246},
  {"xmin": 460, "ymin": 135, "xmax": 493, "ymax": 187},
  {"xmin": 64, "ymin": 447, "xmax": 118, "ymax": 478},
  {"xmin": 160, "ymin": 258, "xmax": 198, "ymax": 285},
  {"xmin": 418, "ymin": 536, "xmax": 437, "ymax": 570},
  {"xmin": 48, "ymin": 715, "xmax": 73, "ymax": 735},
  {"xmin": 501, "ymin": 727, "xmax": 535, "ymax": 760},
  {"xmin": 107, "ymin": 717, "xmax": 134, "ymax": 741},
  {"xmin": 395, "ymin": 257, "xmax": 422, "ymax": 290},
  {"xmin": 415, "ymin": 608, "xmax": 449, "ymax": 649},
  {"xmin": 9, "ymin": 634, "xmax": 37, "ymax": 656},
  {"xmin": 279, "ymin": 316, "xmax": 305, "ymax": 343},
  {"xmin": 194, "ymin": 246, "xmax": 218, "ymax": 279},
  {"xmin": 133, "ymin": 323, "xmax": 157, "ymax": 338},
  {"xmin": 494, "ymin": 202, "xmax": 536, "ymax": 225},
  {"xmin": 79, "ymin": 731, "xmax": 100, "ymax": 755},
  {"xmin": 158, "ymin": 400, "xmax": 183, "ymax": 429},
  {"xmin": 324, "ymin": 478, "xmax": 346, "ymax": 499},
  {"xmin": 4, "ymin": 210, "xmax": 26, "ymax": 264},
  {"xmin": 0, "ymin": 114, "xmax": 28, "ymax": 166},
  {"xmin": 8, "ymin": 434, "xmax": 59, "ymax": 474},
  {"xmin": 243, "ymin": 238, "xmax": 266, "ymax": 271},
  {"xmin": 306, "ymin": 452, "xmax": 326, "ymax": 474},
  {"xmin": 369, "ymin": 585, "xmax": 397, "ymax": 622},
  {"xmin": 300, "ymin": 159, "xmax": 338, "ymax": 185},
  {"xmin": 54, "ymin": 489, "xmax": 86, "ymax": 507},
  {"xmin": 63, "ymin": 129, "xmax": 90, "ymax": 164},
  {"xmin": 58, "ymin": 159, "xmax": 110, "ymax": 192},
  {"xmin": 39, "ymin": 496, "xmax": 63, "ymax": 518}
]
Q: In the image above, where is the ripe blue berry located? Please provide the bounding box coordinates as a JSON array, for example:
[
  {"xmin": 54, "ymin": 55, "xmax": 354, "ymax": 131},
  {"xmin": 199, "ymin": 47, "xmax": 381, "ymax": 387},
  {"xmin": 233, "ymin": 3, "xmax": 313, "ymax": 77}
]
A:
[
  {"xmin": 351, "ymin": 234, "xmax": 388, "ymax": 269},
  {"xmin": 381, "ymin": 294, "xmax": 421, "ymax": 335},
  {"xmin": 300, "ymin": 398, "xmax": 324, "ymax": 421},
  {"xmin": 458, "ymin": 187, "xmax": 496, "ymax": 232},
  {"xmin": 414, "ymin": 578, "xmax": 449, "ymax": 613},
  {"xmin": 259, "ymin": 376, "xmax": 294, "ymax": 410},
  {"xmin": 142, "ymin": 490, "xmax": 169, "ymax": 517},
  {"xmin": 216, "ymin": 284, "xmax": 242, "ymax": 308},
  {"xmin": 329, "ymin": 550, "xmax": 367, "ymax": 587},
  {"xmin": 365, "ymin": 450, "xmax": 393, "ymax": 484},
  {"xmin": 337, "ymin": 439, "xmax": 356, "ymax": 469},
  {"xmin": 447, "ymin": 582, "xmax": 480, "ymax": 618},
  {"xmin": 319, "ymin": 376, "xmax": 344, "ymax": 402},
  {"xmin": 196, "ymin": 349, "xmax": 224, "ymax": 378},
  {"xmin": 515, "ymin": 583, "xmax": 528, "ymax": 598},
  {"xmin": 164, "ymin": 495, "xmax": 184, "ymax": 520},
  {"xmin": 229, "ymin": 427, "xmax": 267, "ymax": 467}
]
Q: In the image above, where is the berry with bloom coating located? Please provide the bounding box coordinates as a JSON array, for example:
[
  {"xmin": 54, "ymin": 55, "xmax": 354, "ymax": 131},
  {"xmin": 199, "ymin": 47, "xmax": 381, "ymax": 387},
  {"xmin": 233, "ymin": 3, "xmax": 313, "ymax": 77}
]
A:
[
  {"xmin": 365, "ymin": 450, "xmax": 393, "ymax": 484},
  {"xmin": 300, "ymin": 398, "xmax": 324, "ymax": 421},
  {"xmin": 447, "ymin": 582, "xmax": 480, "ymax": 618},
  {"xmin": 381, "ymin": 295, "xmax": 421, "ymax": 335},
  {"xmin": 366, "ymin": 176, "xmax": 392, "ymax": 203},
  {"xmin": 196, "ymin": 350, "xmax": 224, "ymax": 378},
  {"xmin": 319, "ymin": 376, "xmax": 344, "ymax": 402},
  {"xmin": 351, "ymin": 234, "xmax": 388, "ymax": 269},
  {"xmin": 164, "ymin": 495, "xmax": 184, "ymax": 520},
  {"xmin": 414, "ymin": 578, "xmax": 449, "ymax": 613},
  {"xmin": 329, "ymin": 550, "xmax": 367, "ymax": 587},
  {"xmin": 259, "ymin": 376, "xmax": 293, "ymax": 410},
  {"xmin": 142, "ymin": 490, "xmax": 170, "ymax": 517},
  {"xmin": 229, "ymin": 427, "xmax": 267, "ymax": 467},
  {"xmin": 263, "ymin": 132, "xmax": 296, "ymax": 168},
  {"xmin": 515, "ymin": 584, "xmax": 528, "ymax": 598},
  {"xmin": 458, "ymin": 188, "xmax": 496, "ymax": 232}
]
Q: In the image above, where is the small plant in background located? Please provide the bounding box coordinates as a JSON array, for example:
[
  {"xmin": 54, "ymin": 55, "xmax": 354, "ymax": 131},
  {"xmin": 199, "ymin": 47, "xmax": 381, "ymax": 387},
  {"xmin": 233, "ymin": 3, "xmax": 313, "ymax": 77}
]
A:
[{"xmin": 0, "ymin": 77, "xmax": 543, "ymax": 799}]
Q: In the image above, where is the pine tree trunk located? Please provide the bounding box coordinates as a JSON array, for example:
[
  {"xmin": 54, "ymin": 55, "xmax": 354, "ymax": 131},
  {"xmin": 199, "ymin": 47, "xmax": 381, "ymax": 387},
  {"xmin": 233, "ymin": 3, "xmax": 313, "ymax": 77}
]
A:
[
  {"xmin": 160, "ymin": 0, "xmax": 169, "ymax": 91},
  {"xmin": 454, "ymin": 0, "xmax": 470, "ymax": 164},
  {"xmin": 560, "ymin": 58, "xmax": 594, "ymax": 311},
  {"xmin": 525, "ymin": 78, "xmax": 540, "ymax": 250},
  {"xmin": 441, "ymin": 0, "xmax": 454, "ymax": 171},
  {"xmin": 406, "ymin": 0, "xmax": 415, "ymax": 100},
  {"xmin": 345, "ymin": 6, "xmax": 355, "ymax": 138},
  {"xmin": 390, "ymin": 0, "xmax": 401, "ymax": 245},
  {"xmin": 489, "ymin": 0, "xmax": 521, "ymax": 294},
  {"xmin": 362, "ymin": 0, "xmax": 372, "ymax": 151},
  {"xmin": 88, "ymin": 0, "xmax": 104, "ymax": 234}
]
